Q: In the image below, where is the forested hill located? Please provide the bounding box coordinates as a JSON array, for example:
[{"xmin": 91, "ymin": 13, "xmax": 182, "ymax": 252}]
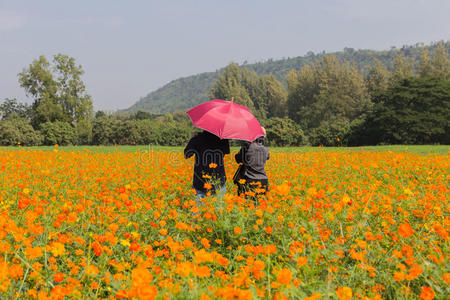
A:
[{"xmin": 125, "ymin": 42, "xmax": 449, "ymax": 114}]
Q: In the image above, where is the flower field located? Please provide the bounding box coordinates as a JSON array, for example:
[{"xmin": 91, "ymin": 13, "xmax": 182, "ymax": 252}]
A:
[{"xmin": 0, "ymin": 147, "xmax": 448, "ymax": 299}]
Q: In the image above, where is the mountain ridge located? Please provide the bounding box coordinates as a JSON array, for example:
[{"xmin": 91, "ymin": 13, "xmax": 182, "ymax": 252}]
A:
[{"xmin": 124, "ymin": 41, "xmax": 449, "ymax": 114}]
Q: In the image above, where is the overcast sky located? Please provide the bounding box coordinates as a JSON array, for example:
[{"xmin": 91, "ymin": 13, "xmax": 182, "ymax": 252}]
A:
[{"xmin": 1, "ymin": 0, "xmax": 449, "ymax": 111}]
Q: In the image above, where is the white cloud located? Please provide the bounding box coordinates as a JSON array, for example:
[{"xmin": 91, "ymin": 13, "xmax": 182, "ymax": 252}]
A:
[{"xmin": 0, "ymin": 10, "xmax": 26, "ymax": 30}]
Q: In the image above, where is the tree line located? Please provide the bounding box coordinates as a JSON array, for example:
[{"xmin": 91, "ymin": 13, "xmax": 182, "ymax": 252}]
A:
[
  {"xmin": 1, "ymin": 43, "xmax": 449, "ymax": 147},
  {"xmin": 210, "ymin": 42, "xmax": 449, "ymax": 146},
  {"xmin": 126, "ymin": 42, "xmax": 449, "ymax": 114}
]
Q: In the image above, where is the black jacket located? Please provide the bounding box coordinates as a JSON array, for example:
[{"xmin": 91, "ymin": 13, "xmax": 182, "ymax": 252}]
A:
[
  {"xmin": 184, "ymin": 131, "xmax": 230, "ymax": 193},
  {"xmin": 235, "ymin": 137, "xmax": 269, "ymax": 181}
]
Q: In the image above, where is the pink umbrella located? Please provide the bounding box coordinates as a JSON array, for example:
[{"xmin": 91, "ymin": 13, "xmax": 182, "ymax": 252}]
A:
[{"xmin": 186, "ymin": 99, "xmax": 265, "ymax": 142}]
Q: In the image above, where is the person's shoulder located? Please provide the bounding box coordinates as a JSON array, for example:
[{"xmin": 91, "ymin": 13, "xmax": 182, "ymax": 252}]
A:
[
  {"xmin": 250, "ymin": 140, "xmax": 265, "ymax": 148},
  {"xmin": 186, "ymin": 133, "xmax": 204, "ymax": 148},
  {"xmin": 218, "ymin": 138, "xmax": 230, "ymax": 151},
  {"xmin": 192, "ymin": 132, "xmax": 205, "ymax": 141}
]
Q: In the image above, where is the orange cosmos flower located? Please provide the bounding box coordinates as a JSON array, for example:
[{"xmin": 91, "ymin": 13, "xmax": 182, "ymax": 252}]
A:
[
  {"xmin": 419, "ymin": 286, "xmax": 435, "ymax": 300},
  {"xmin": 131, "ymin": 266, "xmax": 153, "ymax": 286},
  {"xmin": 234, "ymin": 227, "xmax": 242, "ymax": 235},
  {"xmin": 265, "ymin": 244, "xmax": 277, "ymax": 255},
  {"xmin": 108, "ymin": 223, "xmax": 119, "ymax": 233},
  {"xmin": 54, "ymin": 272, "xmax": 64, "ymax": 283},
  {"xmin": 200, "ymin": 293, "xmax": 212, "ymax": 300},
  {"xmin": 235, "ymin": 256, "xmax": 244, "ymax": 261},
  {"xmin": 130, "ymin": 241, "xmax": 140, "ymax": 252},
  {"xmin": 194, "ymin": 265, "xmax": 211, "ymax": 278},
  {"xmin": 175, "ymin": 261, "xmax": 193, "ymax": 277},
  {"xmin": 406, "ymin": 264, "xmax": 423, "ymax": 280},
  {"xmin": 393, "ymin": 271, "xmax": 405, "ymax": 282},
  {"xmin": 182, "ymin": 239, "xmax": 193, "ymax": 249},
  {"xmin": 304, "ymin": 293, "xmax": 322, "ymax": 300},
  {"xmin": 116, "ymin": 289, "xmax": 128, "ymax": 299},
  {"xmin": 91, "ymin": 282, "xmax": 99, "ymax": 290},
  {"xmin": 85, "ymin": 265, "xmax": 99, "ymax": 276},
  {"xmin": 336, "ymin": 287, "xmax": 352, "ymax": 300},
  {"xmin": 274, "ymin": 291, "xmax": 288, "ymax": 300},
  {"xmin": 433, "ymin": 224, "xmax": 448, "ymax": 240},
  {"xmin": 273, "ymin": 183, "xmax": 290, "ymax": 196},
  {"xmin": 216, "ymin": 255, "xmax": 229, "ymax": 267},
  {"xmin": 201, "ymin": 238, "xmax": 211, "ymax": 249},
  {"xmin": 25, "ymin": 246, "xmax": 44, "ymax": 260},
  {"xmin": 276, "ymin": 268, "xmax": 292, "ymax": 285},
  {"xmin": 48, "ymin": 257, "xmax": 57, "ymax": 264},
  {"xmin": 297, "ymin": 256, "xmax": 308, "ymax": 267},
  {"xmin": 398, "ymin": 223, "xmax": 414, "ymax": 238},
  {"xmin": 49, "ymin": 242, "xmax": 65, "ymax": 257},
  {"xmin": 194, "ymin": 249, "xmax": 214, "ymax": 264}
]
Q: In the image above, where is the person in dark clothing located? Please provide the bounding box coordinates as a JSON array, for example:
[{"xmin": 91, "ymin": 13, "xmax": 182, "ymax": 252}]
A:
[
  {"xmin": 234, "ymin": 128, "xmax": 269, "ymax": 201},
  {"xmin": 184, "ymin": 131, "xmax": 230, "ymax": 199}
]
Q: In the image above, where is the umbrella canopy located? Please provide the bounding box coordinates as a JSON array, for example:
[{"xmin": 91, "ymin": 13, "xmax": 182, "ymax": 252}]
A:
[{"xmin": 186, "ymin": 99, "xmax": 265, "ymax": 142}]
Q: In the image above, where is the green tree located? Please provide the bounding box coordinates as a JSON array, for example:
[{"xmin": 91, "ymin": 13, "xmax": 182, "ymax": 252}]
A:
[
  {"xmin": 114, "ymin": 120, "xmax": 142, "ymax": 145},
  {"xmin": 308, "ymin": 119, "xmax": 351, "ymax": 146},
  {"xmin": 135, "ymin": 119, "xmax": 162, "ymax": 145},
  {"xmin": 40, "ymin": 121, "xmax": 76, "ymax": 146},
  {"xmin": 287, "ymin": 55, "xmax": 370, "ymax": 129},
  {"xmin": 430, "ymin": 42, "xmax": 450, "ymax": 80},
  {"xmin": 0, "ymin": 98, "xmax": 31, "ymax": 120},
  {"xmin": 95, "ymin": 110, "xmax": 107, "ymax": 119},
  {"xmin": 417, "ymin": 48, "xmax": 434, "ymax": 78},
  {"xmin": 18, "ymin": 54, "xmax": 93, "ymax": 127},
  {"xmin": 390, "ymin": 52, "xmax": 414, "ymax": 84},
  {"xmin": 159, "ymin": 119, "xmax": 193, "ymax": 146},
  {"xmin": 210, "ymin": 63, "xmax": 255, "ymax": 111},
  {"xmin": 134, "ymin": 110, "xmax": 156, "ymax": 120},
  {"xmin": 365, "ymin": 77, "xmax": 450, "ymax": 144},
  {"xmin": 365, "ymin": 58, "xmax": 391, "ymax": 96},
  {"xmin": 259, "ymin": 75, "xmax": 287, "ymax": 118},
  {"xmin": 286, "ymin": 65, "xmax": 317, "ymax": 126},
  {"xmin": 285, "ymin": 69, "xmax": 298, "ymax": 97},
  {"xmin": 264, "ymin": 117, "xmax": 308, "ymax": 146},
  {"xmin": 74, "ymin": 119, "xmax": 93, "ymax": 145},
  {"xmin": 125, "ymin": 41, "xmax": 450, "ymax": 115},
  {"xmin": 172, "ymin": 110, "xmax": 190, "ymax": 122},
  {"xmin": 53, "ymin": 54, "xmax": 93, "ymax": 122},
  {"xmin": 92, "ymin": 116, "xmax": 121, "ymax": 145},
  {"xmin": 0, "ymin": 118, "xmax": 42, "ymax": 146}
]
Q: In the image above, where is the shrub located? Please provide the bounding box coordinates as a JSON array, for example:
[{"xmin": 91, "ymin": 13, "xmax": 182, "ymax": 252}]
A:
[
  {"xmin": 264, "ymin": 117, "xmax": 308, "ymax": 146},
  {"xmin": 74, "ymin": 120, "xmax": 93, "ymax": 145},
  {"xmin": 159, "ymin": 121, "xmax": 193, "ymax": 146},
  {"xmin": 308, "ymin": 119, "xmax": 351, "ymax": 146},
  {"xmin": 92, "ymin": 117, "xmax": 121, "ymax": 145},
  {"xmin": 0, "ymin": 118, "xmax": 42, "ymax": 146},
  {"xmin": 135, "ymin": 119, "xmax": 162, "ymax": 145},
  {"xmin": 40, "ymin": 121, "xmax": 76, "ymax": 146}
]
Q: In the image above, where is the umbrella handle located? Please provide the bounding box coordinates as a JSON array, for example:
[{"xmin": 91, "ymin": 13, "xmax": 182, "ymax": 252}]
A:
[{"xmin": 231, "ymin": 97, "xmax": 234, "ymax": 103}]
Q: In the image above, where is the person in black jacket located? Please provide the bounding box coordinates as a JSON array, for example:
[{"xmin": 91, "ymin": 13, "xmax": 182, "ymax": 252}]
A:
[
  {"xmin": 184, "ymin": 131, "xmax": 230, "ymax": 201},
  {"xmin": 234, "ymin": 128, "xmax": 269, "ymax": 201}
]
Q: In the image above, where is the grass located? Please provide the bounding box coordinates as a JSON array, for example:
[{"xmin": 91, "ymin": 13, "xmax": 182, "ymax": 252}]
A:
[{"xmin": 1, "ymin": 144, "xmax": 449, "ymax": 155}]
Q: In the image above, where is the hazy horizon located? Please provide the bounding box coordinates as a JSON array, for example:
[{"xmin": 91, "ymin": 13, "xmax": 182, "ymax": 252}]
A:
[{"xmin": 1, "ymin": 0, "xmax": 450, "ymax": 111}]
